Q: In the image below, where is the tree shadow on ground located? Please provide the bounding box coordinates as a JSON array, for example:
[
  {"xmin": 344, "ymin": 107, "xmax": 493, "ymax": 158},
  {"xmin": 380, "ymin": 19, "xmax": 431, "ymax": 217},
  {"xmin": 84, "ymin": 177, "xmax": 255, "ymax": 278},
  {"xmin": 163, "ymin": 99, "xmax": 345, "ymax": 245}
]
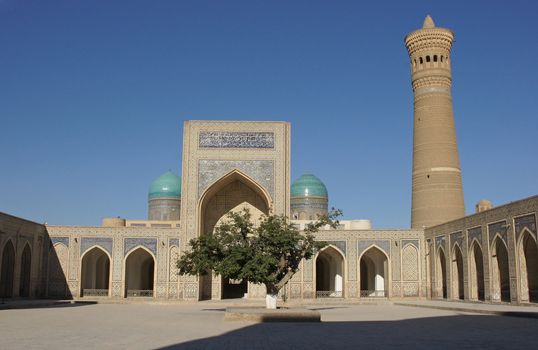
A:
[{"xmin": 158, "ymin": 314, "xmax": 538, "ymax": 350}]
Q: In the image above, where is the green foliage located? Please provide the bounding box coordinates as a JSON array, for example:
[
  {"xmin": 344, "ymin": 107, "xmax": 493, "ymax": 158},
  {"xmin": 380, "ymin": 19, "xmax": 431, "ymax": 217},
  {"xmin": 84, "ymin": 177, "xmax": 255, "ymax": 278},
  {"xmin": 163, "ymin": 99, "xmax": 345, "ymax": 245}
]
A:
[{"xmin": 177, "ymin": 208, "xmax": 342, "ymax": 294}]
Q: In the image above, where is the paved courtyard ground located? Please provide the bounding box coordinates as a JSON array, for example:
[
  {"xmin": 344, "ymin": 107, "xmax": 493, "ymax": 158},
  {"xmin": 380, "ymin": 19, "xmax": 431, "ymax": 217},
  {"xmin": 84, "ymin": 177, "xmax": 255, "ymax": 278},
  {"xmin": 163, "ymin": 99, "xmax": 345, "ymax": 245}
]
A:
[{"xmin": 1, "ymin": 301, "xmax": 537, "ymax": 349}]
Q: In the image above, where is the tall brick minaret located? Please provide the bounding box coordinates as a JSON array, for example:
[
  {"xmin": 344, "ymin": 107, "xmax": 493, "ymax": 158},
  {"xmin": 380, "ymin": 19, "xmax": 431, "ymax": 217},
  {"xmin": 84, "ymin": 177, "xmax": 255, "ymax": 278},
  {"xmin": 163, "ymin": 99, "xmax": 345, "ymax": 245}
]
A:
[{"xmin": 405, "ymin": 15, "xmax": 465, "ymax": 228}]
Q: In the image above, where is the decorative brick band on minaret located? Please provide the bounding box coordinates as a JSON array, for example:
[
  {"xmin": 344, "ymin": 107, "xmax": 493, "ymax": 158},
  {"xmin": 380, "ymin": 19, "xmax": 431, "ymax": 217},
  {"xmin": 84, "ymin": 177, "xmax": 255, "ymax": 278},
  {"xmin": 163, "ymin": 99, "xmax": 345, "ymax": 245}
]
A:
[{"xmin": 405, "ymin": 15, "xmax": 465, "ymax": 228}]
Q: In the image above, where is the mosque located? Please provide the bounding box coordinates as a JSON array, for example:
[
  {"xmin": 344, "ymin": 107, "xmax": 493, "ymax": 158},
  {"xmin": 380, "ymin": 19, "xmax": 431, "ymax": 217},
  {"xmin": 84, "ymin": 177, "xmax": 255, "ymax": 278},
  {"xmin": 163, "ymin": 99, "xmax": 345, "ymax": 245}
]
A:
[{"xmin": 1, "ymin": 16, "xmax": 536, "ymax": 305}]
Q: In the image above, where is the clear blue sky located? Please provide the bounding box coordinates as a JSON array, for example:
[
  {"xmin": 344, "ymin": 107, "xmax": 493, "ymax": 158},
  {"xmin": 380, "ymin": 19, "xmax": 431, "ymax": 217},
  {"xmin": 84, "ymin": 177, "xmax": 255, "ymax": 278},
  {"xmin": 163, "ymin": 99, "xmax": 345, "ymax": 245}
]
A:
[{"xmin": 1, "ymin": 0, "xmax": 537, "ymax": 228}]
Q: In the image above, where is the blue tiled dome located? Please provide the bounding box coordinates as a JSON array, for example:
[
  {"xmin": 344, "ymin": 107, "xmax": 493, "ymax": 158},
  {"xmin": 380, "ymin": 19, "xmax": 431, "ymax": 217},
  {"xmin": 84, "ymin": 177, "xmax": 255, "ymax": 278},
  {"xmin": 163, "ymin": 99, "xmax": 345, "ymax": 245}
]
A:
[
  {"xmin": 291, "ymin": 174, "xmax": 328, "ymax": 198},
  {"xmin": 148, "ymin": 171, "xmax": 181, "ymax": 199}
]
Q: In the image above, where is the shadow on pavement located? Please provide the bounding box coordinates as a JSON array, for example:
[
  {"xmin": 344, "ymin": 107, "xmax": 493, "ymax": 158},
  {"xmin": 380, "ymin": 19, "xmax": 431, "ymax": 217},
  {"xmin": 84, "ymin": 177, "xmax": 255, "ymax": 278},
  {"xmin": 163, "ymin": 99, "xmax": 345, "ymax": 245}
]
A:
[
  {"xmin": 158, "ymin": 314, "xmax": 538, "ymax": 349},
  {"xmin": 0, "ymin": 299, "xmax": 96, "ymax": 311}
]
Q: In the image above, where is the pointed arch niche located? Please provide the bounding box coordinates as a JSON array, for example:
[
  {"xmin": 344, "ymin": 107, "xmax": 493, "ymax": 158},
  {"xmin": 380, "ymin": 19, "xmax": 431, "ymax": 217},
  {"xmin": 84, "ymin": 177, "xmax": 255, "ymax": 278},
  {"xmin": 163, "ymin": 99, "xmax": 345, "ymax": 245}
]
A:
[
  {"xmin": 491, "ymin": 237, "xmax": 510, "ymax": 302},
  {"xmin": 19, "ymin": 243, "xmax": 32, "ymax": 297},
  {"xmin": 436, "ymin": 248, "xmax": 447, "ymax": 299},
  {"xmin": 0, "ymin": 240, "xmax": 16, "ymax": 298},
  {"xmin": 359, "ymin": 246, "xmax": 389, "ymax": 297},
  {"xmin": 198, "ymin": 170, "xmax": 271, "ymax": 300},
  {"xmin": 518, "ymin": 231, "xmax": 538, "ymax": 303},
  {"xmin": 451, "ymin": 244, "xmax": 464, "ymax": 300},
  {"xmin": 469, "ymin": 240, "xmax": 485, "ymax": 301},
  {"xmin": 124, "ymin": 247, "xmax": 155, "ymax": 298},
  {"xmin": 315, "ymin": 245, "xmax": 345, "ymax": 298},
  {"xmin": 81, "ymin": 247, "xmax": 111, "ymax": 297}
]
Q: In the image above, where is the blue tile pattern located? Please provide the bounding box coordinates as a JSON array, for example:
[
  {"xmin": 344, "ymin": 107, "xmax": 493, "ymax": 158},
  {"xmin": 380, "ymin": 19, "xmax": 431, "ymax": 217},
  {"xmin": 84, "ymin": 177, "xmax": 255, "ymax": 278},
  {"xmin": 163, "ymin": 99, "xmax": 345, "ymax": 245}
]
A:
[
  {"xmin": 488, "ymin": 221, "xmax": 508, "ymax": 246},
  {"xmin": 80, "ymin": 237, "xmax": 113, "ymax": 256},
  {"xmin": 357, "ymin": 240, "xmax": 390, "ymax": 258},
  {"xmin": 325, "ymin": 240, "xmax": 346, "ymax": 256},
  {"xmin": 198, "ymin": 160, "xmax": 274, "ymax": 199},
  {"xmin": 124, "ymin": 238, "xmax": 157, "ymax": 256},
  {"xmin": 50, "ymin": 237, "xmax": 69, "ymax": 248},
  {"xmin": 515, "ymin": 214, "xmax": 537, "ymax": 241},
  {"xmin": 199, "ymin": 131, "xmax": 274, "ymax": 148}
]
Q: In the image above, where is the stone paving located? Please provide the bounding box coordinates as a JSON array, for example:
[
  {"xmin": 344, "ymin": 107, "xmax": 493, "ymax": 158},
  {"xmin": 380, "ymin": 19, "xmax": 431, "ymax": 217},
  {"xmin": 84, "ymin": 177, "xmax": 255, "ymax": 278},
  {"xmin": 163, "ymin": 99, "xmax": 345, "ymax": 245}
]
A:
[{"xmin": 1, "ymin": 300, "xmax": 537, "ymax": 349}]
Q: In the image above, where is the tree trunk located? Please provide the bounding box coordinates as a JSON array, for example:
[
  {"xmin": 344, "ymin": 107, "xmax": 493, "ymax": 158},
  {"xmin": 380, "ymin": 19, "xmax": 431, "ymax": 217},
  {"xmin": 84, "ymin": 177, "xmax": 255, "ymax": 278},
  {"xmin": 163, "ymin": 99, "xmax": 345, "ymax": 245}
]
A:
[{"xmin": 265, "ymin": 284, "xmax": 279, "ymax": 309}]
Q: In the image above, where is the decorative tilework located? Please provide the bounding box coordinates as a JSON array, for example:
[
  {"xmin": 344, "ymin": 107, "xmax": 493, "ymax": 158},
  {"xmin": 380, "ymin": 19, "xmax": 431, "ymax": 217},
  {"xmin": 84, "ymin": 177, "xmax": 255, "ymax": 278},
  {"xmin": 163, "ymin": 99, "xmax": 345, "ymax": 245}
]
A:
[
  {"xmin": 450, "ymin": 231, "xmax": 464, "ymax": 249},
  {"xmin": 514, "ymin": 214, "xmax": 537, "ymax": 241},
  {"xmin": 51, "ymin": 237, "xmax": 69, "ymax": 248},
  {"xmin": 198, "ymin": 160, "xmax": 274, "ymax": 199},
  {"xmin": 124, "ymin": 238, "xmax": 157, "ymax": 256},
  {"xmin": 468, "ymin": 227, "xmax": 482, "ymax": 247},
  {"xmin": 199, "ymin": 131, "xmax": 274, "ymax": 149},
  {"xmin": 435, "ymin": 235, "xmax": 446, "ymax": 251},
  {"xmin": 488, "ymin": 221, "xmax": 508, "ymax": 246},
  {"xmin": 402, "ymin": 239, "xmax": 419, "ymax": 249},
  {"xmin": 169, "ymin": 238, "xmax": 179, "ymax": 247},
  {"xmin": 357, "ymin": 240, "xmax": 391, "ymax": 258},
  {"xmin": 80, "ymin": 237, "xmax": 113, "ymax": 256},
  {"xmin": 326, "ymin": 240, "xmax": 346, "ymax": 256}
]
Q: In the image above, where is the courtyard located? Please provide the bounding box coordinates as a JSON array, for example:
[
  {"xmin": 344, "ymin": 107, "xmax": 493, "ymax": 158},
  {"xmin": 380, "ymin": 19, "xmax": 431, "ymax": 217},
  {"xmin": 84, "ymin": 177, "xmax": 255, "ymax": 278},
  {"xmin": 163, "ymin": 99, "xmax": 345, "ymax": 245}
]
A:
[{"xmin": 1, "ymin": 301, "xmax": 537, "ymax": 349}]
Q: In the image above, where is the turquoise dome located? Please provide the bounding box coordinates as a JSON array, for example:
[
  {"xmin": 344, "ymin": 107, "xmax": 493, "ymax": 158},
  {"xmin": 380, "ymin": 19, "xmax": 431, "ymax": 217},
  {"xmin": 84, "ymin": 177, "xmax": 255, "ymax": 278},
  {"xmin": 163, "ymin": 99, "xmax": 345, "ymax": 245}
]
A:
[
  {"xmin": 291, "ymin": 174, "xmax": 328, "ymax": 198},
  {"xmin": 148, "ymin": 171, "xmax": 181, "ymax": 199}
]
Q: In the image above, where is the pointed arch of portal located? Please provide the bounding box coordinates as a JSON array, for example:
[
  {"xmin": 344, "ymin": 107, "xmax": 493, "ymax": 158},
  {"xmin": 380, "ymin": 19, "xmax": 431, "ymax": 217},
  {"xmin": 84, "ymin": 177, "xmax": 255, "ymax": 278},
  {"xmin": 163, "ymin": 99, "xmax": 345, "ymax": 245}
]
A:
[
  {"xmin": 491, "ymin": 237, "xmax": 510, "ymax": 302},
  {"xmin": 469, "ymin": 240, "xmax": 485, "ymax": 301},
  {"xmin": 19, "ymin": 242, "xmax": 32, "ymax": 297},
  {"xmin": 315, "ymin": 245, "xmax": 346, "ymax": 298},
  {"xmin": 198, "ymin": 168, "xmax": 272, "ymax": 235},
  {"xmin": 436, "ymin": 246, "xmax": 447, "ymax": 299},
  {"xmin": 359, "ymin": 245, "xmax": 390, "ymax": 298},
  {"xmin": 517, "ymin": 229, "xmax": 538, "ymax": 303},
  {"xmin": 197, "ymin": 169, "xmax": 272, "ymax": 300},
  {"xmin": 124, "ymin": 246, "xmax": 156, "ymax": 298},
  {"xmin": 0, "ymin": 239, "xmax": 16, "ymax": 298},
  {"xmin": 451, "ymin": 243, "xmax": 464, "ymax": 300},
  {"xmin": 80, "ymin": 246, "xmax": 111, "ymax": 297}
]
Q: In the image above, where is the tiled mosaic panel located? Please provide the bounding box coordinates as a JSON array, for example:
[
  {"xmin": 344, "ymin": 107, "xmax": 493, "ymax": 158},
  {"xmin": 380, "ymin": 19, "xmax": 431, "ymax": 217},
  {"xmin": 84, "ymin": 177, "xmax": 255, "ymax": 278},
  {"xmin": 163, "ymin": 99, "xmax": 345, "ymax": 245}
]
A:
[
  {"xmin": 124, "ymin": 238, "xmax": 157, "ymax": 256},
  {"xmin": 80, "ymin": 237, "xmax": 112, "ymax": 256},
  {"xmin": 326, "ymin": 240, "xmax": 346, "ymax": 256},
  {"xmin": 402, "ymin": 239, "xmax": 419, "ymax": 249},
  {"xmin": 450, "ymin": 231, "xmax": 464, "ymax": 249},
  {"xmin": 488, "ymin": 221, "xmax": 508, "ymax": 246},
  {"xmin": 402, "ymin": 244, "xmax": 419, "ymax": 281},
  {"xmin": 435, "ymin": 235, "xmax": 446, "ymax": 251},
  {"xmin": 198, "ymin": 160, "xmax": 274, "ymax": 199},
  {"xmin": 468, "ymin": 227, "xmax": 482, "ymax": 247},
  {"xmin": 515, "ymin": 214, "xmax": 536, "ymax": 241},
  {"xmin": 50, "ymin": 237, "xmax": 69, "ymax": 247},
  {"xmin": 357, "ymin": 240, "xmax": 391, "ymax": 258},
  {"xmin": 199, "ymin": 131, "xmax": 274, "ymax": 148}
]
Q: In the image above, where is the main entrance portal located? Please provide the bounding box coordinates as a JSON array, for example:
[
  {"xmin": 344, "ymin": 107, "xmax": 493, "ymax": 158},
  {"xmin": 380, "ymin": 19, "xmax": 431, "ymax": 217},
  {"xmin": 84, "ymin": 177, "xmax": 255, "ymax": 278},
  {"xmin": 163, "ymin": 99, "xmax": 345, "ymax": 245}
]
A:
[{"xmin": 198, "ymin": 171, "xmax": 270, "ymax": 300}]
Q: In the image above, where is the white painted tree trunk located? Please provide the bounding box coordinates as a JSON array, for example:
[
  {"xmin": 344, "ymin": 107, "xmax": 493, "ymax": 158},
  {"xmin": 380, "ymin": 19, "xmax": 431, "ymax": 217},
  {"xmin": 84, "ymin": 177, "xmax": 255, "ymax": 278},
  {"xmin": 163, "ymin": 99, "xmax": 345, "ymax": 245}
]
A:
[{"xmin": 266, "ymin": 293, "xmax": 278, "ymax": 309}]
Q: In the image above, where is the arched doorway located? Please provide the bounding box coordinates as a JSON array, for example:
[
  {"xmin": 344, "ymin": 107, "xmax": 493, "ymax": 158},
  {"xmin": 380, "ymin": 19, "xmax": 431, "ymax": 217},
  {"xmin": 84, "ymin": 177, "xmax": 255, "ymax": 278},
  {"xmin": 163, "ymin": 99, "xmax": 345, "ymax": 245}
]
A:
[
  {"xmin": 436, "ymin": 248, "xmax": 447, "ymax": 299},
  {"xmin": 125, "ymin": 248, "xmax": 155, "ymax": 297},
  {"xmin": 19, "ymin": 244, "xmax": 32, "ymax": 297},
  {"xmin": 518, "ymin": 232, "xmax": 538, "ymax": 303},
  {"xmin": 451, "ymin": 245, "xmax": 464, "ymax": 300},
  {"xmin": 81, "ymin": 247, "xmax": 110, "ymax": 297},
  {"xmin": 198, "ymin": 170, "xmax": 270, "ymax": 300},
  {"xmin": 0, "ymin": 241, "xmax": 16, "ymax": 298},
  {"xmin": 315, "ymin": 246, "xmax": 344, "ymax": 298},
  {"xmin": 469, "ymin": 241, "xmax": 485, "ymax": 301},
  {"xmin": 359, "ymin": 246, "xmax": 388, "ymax": 297},
  {"xmin": 491, "ymin": 238, "xmax": 510, "ymax": 302}
]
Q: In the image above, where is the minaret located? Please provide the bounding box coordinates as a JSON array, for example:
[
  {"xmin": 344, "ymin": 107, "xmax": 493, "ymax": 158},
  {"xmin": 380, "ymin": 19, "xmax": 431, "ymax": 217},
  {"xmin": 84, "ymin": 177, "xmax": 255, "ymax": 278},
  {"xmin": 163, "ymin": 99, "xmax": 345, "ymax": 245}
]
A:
[{"xmin": 405, "ymin": 15, "xmax": 465, "ymax": 228}]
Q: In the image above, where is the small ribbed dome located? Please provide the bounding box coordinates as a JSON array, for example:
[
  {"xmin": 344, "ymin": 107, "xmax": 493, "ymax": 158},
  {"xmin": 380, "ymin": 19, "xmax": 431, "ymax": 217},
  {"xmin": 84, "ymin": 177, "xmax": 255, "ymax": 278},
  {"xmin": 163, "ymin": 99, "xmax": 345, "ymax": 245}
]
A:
[
  {"xmin": 148, "ymin": 171, "xmax": 181, "ymax": 199},
  {"xmin": 291, "ymin": 173, "xmax": 328, "ymax": 198}
]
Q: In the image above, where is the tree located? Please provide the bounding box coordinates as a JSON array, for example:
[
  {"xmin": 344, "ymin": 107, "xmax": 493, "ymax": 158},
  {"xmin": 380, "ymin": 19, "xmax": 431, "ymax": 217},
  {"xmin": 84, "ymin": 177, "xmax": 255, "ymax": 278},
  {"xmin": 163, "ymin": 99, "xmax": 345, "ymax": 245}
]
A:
[{"xmin": 177, "ymin": 208, "xmax": 342, "ymax": 308}]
